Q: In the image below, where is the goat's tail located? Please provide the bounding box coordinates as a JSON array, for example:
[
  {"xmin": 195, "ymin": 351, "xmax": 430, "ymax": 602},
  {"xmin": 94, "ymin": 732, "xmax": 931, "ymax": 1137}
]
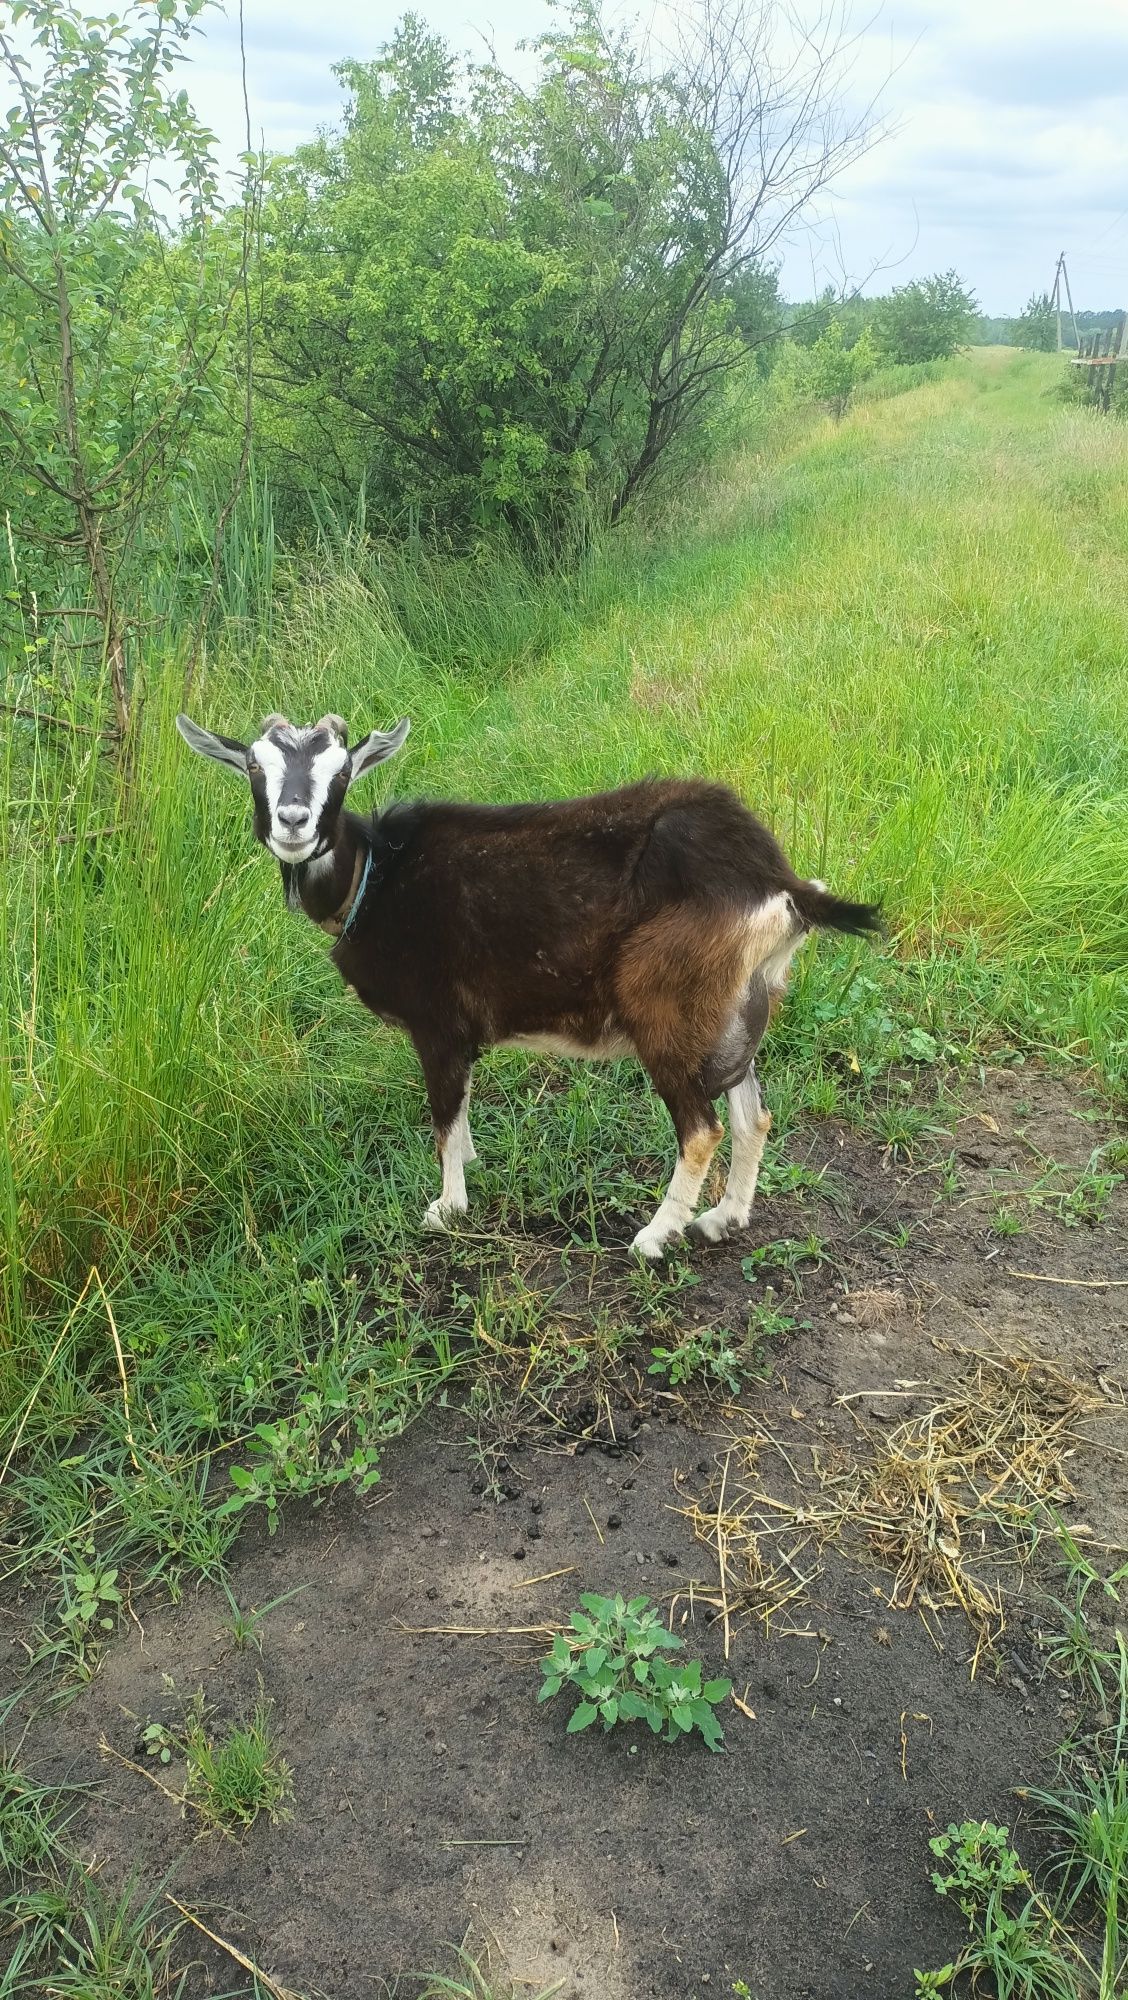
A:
[{"xmin": 791, "ymin": 879, "xmax": 883, "ymax": 937}]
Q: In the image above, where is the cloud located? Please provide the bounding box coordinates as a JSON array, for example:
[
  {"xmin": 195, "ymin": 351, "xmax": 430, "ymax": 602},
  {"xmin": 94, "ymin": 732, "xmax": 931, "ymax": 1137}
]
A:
[
  {"xmin": 183, "ymin": 0, "xmax": 1128, "ymax": 316},
  {"xmin": 946, "ymin": 32, "xmax": 1128, "ymax": 109}
]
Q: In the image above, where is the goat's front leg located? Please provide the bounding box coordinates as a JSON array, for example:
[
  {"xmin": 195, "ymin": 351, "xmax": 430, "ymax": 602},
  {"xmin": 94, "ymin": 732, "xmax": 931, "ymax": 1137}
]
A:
[
  {"xmin": 414, "ymin": 1039, "xmax": 476, "ymax": 1232},
  {"xmin": 632, "ymin": 1072, "xmax": 723, "ymax": 1260}
]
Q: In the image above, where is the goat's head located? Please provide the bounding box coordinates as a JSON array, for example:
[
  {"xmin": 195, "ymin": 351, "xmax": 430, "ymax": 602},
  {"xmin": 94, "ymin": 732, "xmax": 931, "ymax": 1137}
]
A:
[{"xmin": 176, "ymin": 710, "xmax": 410, "ymax": 863}]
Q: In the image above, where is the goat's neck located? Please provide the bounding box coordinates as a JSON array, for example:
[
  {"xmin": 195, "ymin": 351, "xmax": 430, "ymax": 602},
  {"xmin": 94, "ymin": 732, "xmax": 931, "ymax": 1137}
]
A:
[{"xmin": 285, "ymin": 819, "xmax": 367, "ymax": 934}]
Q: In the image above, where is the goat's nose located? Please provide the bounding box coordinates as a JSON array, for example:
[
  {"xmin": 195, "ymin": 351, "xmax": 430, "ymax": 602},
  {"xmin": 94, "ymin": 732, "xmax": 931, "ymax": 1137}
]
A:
[{"xmin": 278, "ymin": 804, "xmax": 311, "ymax": 830}]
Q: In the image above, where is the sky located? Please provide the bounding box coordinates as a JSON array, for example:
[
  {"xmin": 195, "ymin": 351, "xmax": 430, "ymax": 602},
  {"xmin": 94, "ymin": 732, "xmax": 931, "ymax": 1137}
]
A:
[{"xmin": 189, "ymin": 0, "xmax": 1128, "ymax": 317}]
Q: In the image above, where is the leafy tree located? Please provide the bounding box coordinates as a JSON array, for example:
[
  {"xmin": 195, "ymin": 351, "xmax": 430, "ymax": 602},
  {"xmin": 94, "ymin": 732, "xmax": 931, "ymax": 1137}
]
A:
[
  {"xmin": 1008, "ymin": 292, "xmax": 1056, "ymax": 352},
  {"xmin": 255, "ymin": 1, "xmax": 881, "ymax": 540},
  {"xmin": 725, "ymin": 262, "xmax": 784, "ymax": 373},
  {"xmin": 872, "ymin": 270, "xmax": 978, "ymax": 366},
  {"xmin": 0, "ymin": 0, "xmax": 248, "ymax": 738},
  {"xmin": 809, "ymin": 317, "xmax": 878, "ymax": 417},
  {"xmin": 967, "ymin": 313, "xmax": 1012, "ymax": 346}
]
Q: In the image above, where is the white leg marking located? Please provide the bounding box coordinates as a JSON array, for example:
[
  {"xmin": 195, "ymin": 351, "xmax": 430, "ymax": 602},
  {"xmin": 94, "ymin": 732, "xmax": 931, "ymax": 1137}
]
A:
[
  {"xmin": 454, "ymin": 1091, "xmax": 477, "ymax": 1164},
  {"xmin": 423, "ymin": 1089, "xmax": 473, "ymax": 1231},
  {"xmin": 692, "ymin": 1073, "xmax": 772, "ymax": 1245},
  {"xmin": 631, "ymin": 1127, "xmax": 720, "ymax": 1260}
]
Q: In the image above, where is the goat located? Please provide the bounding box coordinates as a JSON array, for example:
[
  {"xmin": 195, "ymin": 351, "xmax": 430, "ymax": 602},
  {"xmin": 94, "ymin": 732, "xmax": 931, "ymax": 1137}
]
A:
[{"xmin": 176, "ymin": 709, "xmax": 880, "ymax": 1257}]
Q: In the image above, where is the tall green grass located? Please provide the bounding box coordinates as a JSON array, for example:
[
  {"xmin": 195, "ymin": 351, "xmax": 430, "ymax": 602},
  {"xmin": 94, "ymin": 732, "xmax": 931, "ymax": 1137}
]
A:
[{"xmin": 2, "ymin": 347, "xmax": 1126, "ymax": 1597}]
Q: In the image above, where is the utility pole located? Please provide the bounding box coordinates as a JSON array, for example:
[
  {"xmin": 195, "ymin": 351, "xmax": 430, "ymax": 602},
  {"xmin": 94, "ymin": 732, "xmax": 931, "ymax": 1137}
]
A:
[
  {"xmin": 1060, "ymin": 255, "xmax": 1080, "ymax": 351},
  {"xmin": 1051, "ymin": 252, "xmax": 1080, "ymax": 353}
]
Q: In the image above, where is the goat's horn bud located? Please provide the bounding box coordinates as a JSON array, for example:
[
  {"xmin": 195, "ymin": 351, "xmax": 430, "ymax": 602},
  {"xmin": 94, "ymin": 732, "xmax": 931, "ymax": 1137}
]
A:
[
  {"xmin": 260, "ymin": 711, "xmax": 289, "ymax": 732},
  {"xmin": 316, "ymin": 713, "xmax": 348, "ymax": 743}
]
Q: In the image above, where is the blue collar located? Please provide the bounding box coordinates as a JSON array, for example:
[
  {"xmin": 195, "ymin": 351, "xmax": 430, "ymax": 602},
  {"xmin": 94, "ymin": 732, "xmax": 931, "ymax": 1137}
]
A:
[{"xmin": 338, "ymin": 844, "xmax": 373, "ymax": 940}]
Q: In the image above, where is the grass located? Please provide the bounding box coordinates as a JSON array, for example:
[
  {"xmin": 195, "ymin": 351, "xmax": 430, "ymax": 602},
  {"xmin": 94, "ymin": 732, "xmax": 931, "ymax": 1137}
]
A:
[
  {"xmin": 0, "ymin": 1761, "xmax": 187, "ymax": 1998},
  {"xmin": 403, "ymin": 1950, "xmax": 564, "ymax": 1999},
  {"xmin": 2, "ymin": 345, "xmax": 1128, "ymax": 1640},
  {"xmin": 179, "ymin": 1687, "xmax": 294, "ymax": 1830},
  {"xmin": 915, "ymin": 1531, "xmax": 1128, "ymax": 2000}
]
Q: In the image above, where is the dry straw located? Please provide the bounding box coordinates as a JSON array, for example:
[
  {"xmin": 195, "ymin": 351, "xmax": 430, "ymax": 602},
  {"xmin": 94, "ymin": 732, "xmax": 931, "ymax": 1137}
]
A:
[{"xmin": 677, "ymin": 1345, "xmax": 1099, "ymax": 1661}]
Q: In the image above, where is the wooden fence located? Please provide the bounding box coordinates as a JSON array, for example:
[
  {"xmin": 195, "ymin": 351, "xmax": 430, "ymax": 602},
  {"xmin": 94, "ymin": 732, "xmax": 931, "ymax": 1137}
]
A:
[{"xmin": 1071, "ymin": 313, "xmax": 1128, "ymax": 408}]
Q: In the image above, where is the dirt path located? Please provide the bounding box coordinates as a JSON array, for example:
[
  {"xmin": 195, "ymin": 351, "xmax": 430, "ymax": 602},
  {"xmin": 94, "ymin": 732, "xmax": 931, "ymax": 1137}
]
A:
[{"xmin": 11, "ymin": 1071, "xmax": 1127, "ymax": 1999}]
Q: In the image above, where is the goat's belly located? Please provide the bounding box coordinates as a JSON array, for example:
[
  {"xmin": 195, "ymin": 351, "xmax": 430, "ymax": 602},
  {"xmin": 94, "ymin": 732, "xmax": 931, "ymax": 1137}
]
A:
[{"xmin": 501, "ymin": 1028, "xmax": 636, "ymax": 1061}]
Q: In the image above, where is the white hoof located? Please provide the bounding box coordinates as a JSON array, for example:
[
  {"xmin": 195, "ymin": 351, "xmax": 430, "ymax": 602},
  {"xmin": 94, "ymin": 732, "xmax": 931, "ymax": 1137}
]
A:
[
  {"xmin": 423, "ymin": 1198, "xmax": 466, "ymax": 1234},
  {"xmin": 689, "ymin": 1203, "xmax": 750, "ymax": 1246},
  {"xmin": 631, "ymin": 1222, "xmax": 680, "ymax": 1260}
]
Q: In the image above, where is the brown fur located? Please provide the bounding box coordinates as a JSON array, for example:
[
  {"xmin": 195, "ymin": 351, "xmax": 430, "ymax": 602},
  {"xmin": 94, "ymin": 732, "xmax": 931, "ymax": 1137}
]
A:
[{"xmin": 304, "ymin": 777, "xmax": 877, "ymax": 1244}]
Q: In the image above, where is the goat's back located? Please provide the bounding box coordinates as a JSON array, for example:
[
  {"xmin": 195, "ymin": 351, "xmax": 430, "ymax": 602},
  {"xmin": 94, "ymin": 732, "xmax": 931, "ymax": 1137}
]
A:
[{"xmin": 373, "ymin": 778, "xmax": 791, "ymax": 916}]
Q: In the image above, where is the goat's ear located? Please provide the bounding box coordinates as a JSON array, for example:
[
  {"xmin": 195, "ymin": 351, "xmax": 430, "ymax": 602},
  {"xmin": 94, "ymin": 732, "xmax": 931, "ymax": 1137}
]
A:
[
  {"xmin": 348, "ymin": 717, "xmax": 410, "ymax": 783},
  {"xmin": 176, "ymin": 714, "xmax": 249, "ymax": 775}
]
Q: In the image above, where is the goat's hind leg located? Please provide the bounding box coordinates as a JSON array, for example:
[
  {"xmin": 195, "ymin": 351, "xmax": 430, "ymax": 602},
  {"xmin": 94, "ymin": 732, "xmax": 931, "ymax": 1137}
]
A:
[
  {"xmin": 691, "ymin": 974, "xmax": 773, "ymax": 1245},
  {"xmin": 691, "ymin": 1066, "xmax": 772, "ymax": 1244},
  {"xmin": 631, "ymin": 1072, "xmax": 723, "ymax": 1261}
]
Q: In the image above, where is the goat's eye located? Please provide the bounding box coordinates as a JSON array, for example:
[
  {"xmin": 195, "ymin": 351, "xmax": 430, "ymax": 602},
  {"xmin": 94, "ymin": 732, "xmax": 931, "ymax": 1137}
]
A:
[{"xmin": 247, "ymin": 760, "xmax": 261, "ymax": 776}]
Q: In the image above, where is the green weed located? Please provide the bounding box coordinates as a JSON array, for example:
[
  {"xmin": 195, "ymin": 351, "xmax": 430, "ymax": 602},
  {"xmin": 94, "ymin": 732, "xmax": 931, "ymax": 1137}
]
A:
[
  {"xmin": 0, "ymin": 1764, "xmax": 72, "ymax": 1881},
  {"xmin": 922, "ymin": 1821, "xmax": 1076, "ymax": 2000},
  {"xmin": 407, "ymin": 1948, "xmax": 564, "ymax": 1999},
  {"xmin": 181, "ymin": 1687, "xmax": 294, "ymax": 1831},
  {"xmin": 538, "ymin": 1592, "xmax": 731, "ymax": 1751},
  {"xmin": 218, "ymin": 1390, "xmax": 382, "ymax": 1534},
  {"xmin": 0, "ymin": 1857, "xmax": 186, "ymax": 2000},
  {"xmin": 222, "ymin": 1581, "xmax": 309, "ymax": 1654},
  {"xmin": 648, "ymin": 1326, "xmax": 745, "ymax": 1396},
  {"xmin": 741, "ymin": 1234, "xmax": 829, "ymax": 1281}
]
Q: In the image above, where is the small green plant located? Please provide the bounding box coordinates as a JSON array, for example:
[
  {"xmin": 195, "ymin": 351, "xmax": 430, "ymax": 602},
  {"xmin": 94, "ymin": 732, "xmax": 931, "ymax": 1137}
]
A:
[
  {"xmin": 913, "ymin": 1969, "xmax": 955, "ymax": 1995},
  {"xmin": 1037, "ymin": 1515, "xmax": 1125, "ymax": 1706},
  {"xmin": 741, "ymin": 1234, "xmax": 828, "ymax": 1281},
  {"xmin": 181, "ymin": 1688, "xmax": 293, "ymax": 1829},
  {"xmin": 923, "ymin": 1822, "xmax": 1078, "ymax": 2000},
  {"xmin": 1058, "ymin": 1164, "xmax": 1121, "ymax": 1229},
  {"xmin": 0, "ymin": 1764, "xmax": 69, "ymax": 1880},
  {"xmin": 410, "ymin": 1946, "xmax": 564, "ymax": 1999},
  {"xmin": 648, "ymin": 1325, "xmax": 744, "ymax": 1396},
  {"xmin": 139, "ymin": 1723, "xmax": 175, "ymax": 1766},
  {"xmin": 803, "ymin": 1070, "xmax": 843, "ymax": 1118},
  {"xmin": 872, "ymin": 1101, "xmax": 947, "ymax": 1162},
  {"xmin": 538, "ymin": 1592, "xmax": 731, "ymax": 1751},
  {"xmin": 990, "ymin": 1201, "xmax": 1026, "ymax": 1239},
  {"xmin": 222, "ymin": 1581, "xmax": 309, "ymax": 1654},
  {"xmin": 218, "ymin": 1390, "xmax": 381, "ymax": 1534},
  {"xmin": 758, "ymin": 1157, "xmax": 839, "ymax": 1201},
  {"xmin": 0, "ymin": 1863, "xmax": 187, "ymax": 1998},
  {"xmin": 34, "ymin": 1560, "xmax": 124, "ymax": 1677},
  {"xmin": 930, "ymin": 1820, "xmax": 1029, "ymax": 1915}
]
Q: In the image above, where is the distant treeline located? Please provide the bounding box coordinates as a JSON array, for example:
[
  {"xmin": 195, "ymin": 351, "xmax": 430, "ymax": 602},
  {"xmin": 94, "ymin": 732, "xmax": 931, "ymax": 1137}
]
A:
[{"xmin": 968, "ymin": 304, "xmax": 1126, "ymax": 351}]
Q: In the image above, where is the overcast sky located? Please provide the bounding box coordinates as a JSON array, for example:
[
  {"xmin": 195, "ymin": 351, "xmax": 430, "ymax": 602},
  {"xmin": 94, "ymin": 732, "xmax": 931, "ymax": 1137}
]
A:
[{"xmin": 190, "ymin": 0, "xmax": 1128, "ymax": 316}]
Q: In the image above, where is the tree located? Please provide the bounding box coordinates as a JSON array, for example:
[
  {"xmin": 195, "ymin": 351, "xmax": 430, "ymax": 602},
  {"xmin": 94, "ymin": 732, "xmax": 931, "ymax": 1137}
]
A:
[
  {"xmin": 808, "ymin": 317, "xmax": 878, "ymax": 416},
  {"xmin": 255, "ymin": 1, "xmax": 883, "ymax": 540},
  {"xmin": 872, "ymin": 270, "xmax": 978, "ymax": 366},
  {"xmin": 1008, "ymin": 292, "xmax": 1056, "ymax": 352},
  {"xmin": 0, "ymin": 0, "xmax": 247, "ymax": 739}
]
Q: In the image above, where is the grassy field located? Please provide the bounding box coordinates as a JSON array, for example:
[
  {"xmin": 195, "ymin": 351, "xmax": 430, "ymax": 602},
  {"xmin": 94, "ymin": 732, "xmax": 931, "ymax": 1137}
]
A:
[
  {"xmin": 2, "ymin": 343, "xmax": 1127, "ymax": 1605},
  {"xmin": 3, "ymin": 344, "xmax": 1128, "ymax": 1999}
]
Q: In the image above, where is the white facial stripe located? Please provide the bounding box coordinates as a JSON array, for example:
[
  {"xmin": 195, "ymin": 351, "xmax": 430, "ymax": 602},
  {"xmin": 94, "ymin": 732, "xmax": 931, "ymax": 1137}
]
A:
[
  {"xmin": 307, "ymin": 742, "xmax": 349, "ymax": 831},
  {"xmin": 251, "ymin": 736, "xmax": 289, "ymax": 821}
]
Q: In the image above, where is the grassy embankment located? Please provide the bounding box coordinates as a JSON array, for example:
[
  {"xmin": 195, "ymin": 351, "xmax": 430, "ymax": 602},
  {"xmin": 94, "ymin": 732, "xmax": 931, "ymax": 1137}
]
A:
[{"xmin": 2, "ymin": 345, "xmax": 1126, "ymax": 1609}]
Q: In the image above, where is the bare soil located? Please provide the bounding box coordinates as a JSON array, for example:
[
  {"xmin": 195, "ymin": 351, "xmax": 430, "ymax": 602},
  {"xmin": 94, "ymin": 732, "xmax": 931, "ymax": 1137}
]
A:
[{"xmin": 8, "ymin": 1070, "xmax": 1127, "ymax": 2000}]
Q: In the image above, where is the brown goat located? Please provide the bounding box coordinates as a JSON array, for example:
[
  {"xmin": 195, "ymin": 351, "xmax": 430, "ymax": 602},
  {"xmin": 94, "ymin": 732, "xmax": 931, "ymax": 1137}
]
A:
[{"xmin": 177, "ymin": 710, "xmax": 880, "ymax": 1255}]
